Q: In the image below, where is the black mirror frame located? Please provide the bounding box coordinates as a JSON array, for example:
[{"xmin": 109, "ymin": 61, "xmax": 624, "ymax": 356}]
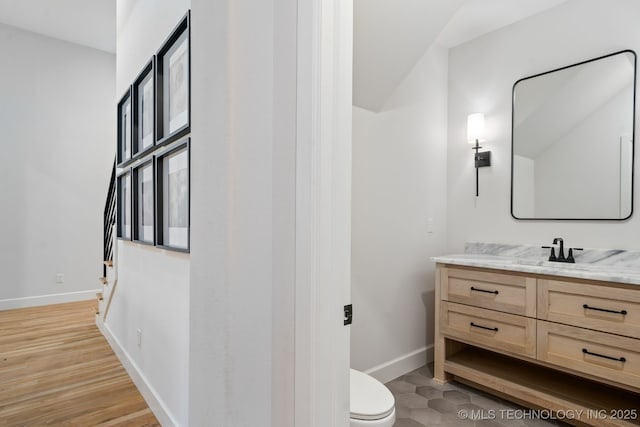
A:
[{"xmin": 510, "ymin": 49, "xmax": 637, "ymax": 221}]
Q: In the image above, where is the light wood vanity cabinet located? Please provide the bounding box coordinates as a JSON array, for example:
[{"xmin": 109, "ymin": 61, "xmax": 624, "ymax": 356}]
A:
[{"xmin": 435, "ymin": 264, "xmax": 640, "ymax": 427}]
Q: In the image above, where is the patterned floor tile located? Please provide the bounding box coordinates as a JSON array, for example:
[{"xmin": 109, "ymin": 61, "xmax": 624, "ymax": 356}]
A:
[
  {"xmin": 442, "ymin": 389, "xmax": 470, "ymax": 404},
  {"xmin": 393, "ymin": 418, "xmax": 425, "ymax": 427},
  {"xmin": 428, "ymin": 398, "xmax": 458, "ymax": 414},
  {"xmin": 386, "ymin": 364, "xmax": 565, "ymax": 427},
  {"xmin": 407, "ymin": 407, "xmax": 447, "ymax": 424},
  {"xmin": 415, "ymin": 385, "xmax": 442, "ymax": 400},
  {"xmin": 402, "ymin": 373, "xmax": 436, "ymax": 387},
  {"xmin": 395, "ymin": 393, "xmax": 431, "ymax": 409},
  {"xmin": 387, "ymin": 379, "xmax": 417, "ymax": 395}
]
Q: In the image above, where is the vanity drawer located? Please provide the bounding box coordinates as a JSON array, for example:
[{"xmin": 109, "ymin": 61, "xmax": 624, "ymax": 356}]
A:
[
  {"xmin": 442, "ymin": 267, "xmax": 536, "ymax": 316},
  {"xmin": 537, "ymin": 321, "xmax": 640, "ymax": 390},
  {"xmin": 538, "ymin": 280, "xmax": 640, "ymax": 339},
  {"xmin": 440, "ymin": 301, "xmax": 536, "ymax": 358}
]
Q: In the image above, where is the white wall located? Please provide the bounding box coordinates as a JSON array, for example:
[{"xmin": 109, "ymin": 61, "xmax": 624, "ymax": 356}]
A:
[
  {"xmin": 447, "ymin": 0, "xmax": 640, "ymax": 252},
  {"xmin": 351, "ymin": 43, "xmax": 448, "ymax": 377},
  {"xmin": 108, "ymin": 1, "xmax": 190, "ymax": 425},
  {"xmin": 187, "ymin": 1, "xmax": 230, "ymax": 424},
  {"xmin": 190, "ymin": 1, "xmax": 352, "ymax": 425},
  {"xmin": 189, "ymin": 0, "xmax": 289, "ymax": 425},
  {"xmin": 0, "ymin": 23, "xmax": 114, "ymax": 308}
]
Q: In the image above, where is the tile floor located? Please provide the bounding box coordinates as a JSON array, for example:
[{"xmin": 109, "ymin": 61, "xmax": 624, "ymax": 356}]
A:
[{"xmin": 386, "ymin": 364, "xmax": 567, "ymax": 427}]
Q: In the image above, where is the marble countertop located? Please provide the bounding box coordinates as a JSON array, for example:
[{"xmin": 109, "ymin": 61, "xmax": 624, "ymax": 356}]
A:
[{"xmin": 431, "ymin": 242, "xmax": 640, "ymax": 286}]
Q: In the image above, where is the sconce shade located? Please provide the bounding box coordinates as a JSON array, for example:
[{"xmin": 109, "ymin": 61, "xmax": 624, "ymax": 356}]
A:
[{"xmin": 467, "ymin": 113, "xmax": 485, "ymax": 144}]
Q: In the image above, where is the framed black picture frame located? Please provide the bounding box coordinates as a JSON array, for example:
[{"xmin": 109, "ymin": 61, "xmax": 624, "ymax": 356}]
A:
[
  {"xmin": 156, "ymin": 11, "xmax": 190, "ymax": 146},
  {"xmin": 132, "ymin": 159, "xmax": 156, "ymax": 245},
  {"xmin": 155, "ymin": 138, "xmax": 190, "ymax": 252},
  {"xmin": 132, "ymin": 58, "xmax": 156, "ymax": 159},
  {"xmin": 117, "ymin": 88, "xmax": 133, "ymax": 166},
  {"xmin": 116, "ymin": 169, "xmax": 132, "ymax": 240}
]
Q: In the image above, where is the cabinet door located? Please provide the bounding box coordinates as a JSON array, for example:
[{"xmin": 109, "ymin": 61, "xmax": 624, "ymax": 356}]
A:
[
  {"xmin": 442, "ymin": 267, "xmax": 536, "ymax": 317},
  {"xmin": 538, "ymin": 279, "xmax": 640, "ymax": 339}
]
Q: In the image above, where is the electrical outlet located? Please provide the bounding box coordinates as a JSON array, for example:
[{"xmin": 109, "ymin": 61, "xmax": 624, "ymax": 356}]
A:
[
  {"xmin": 137, "ymin": 329, "xmax": 142, "ymax": 347},
  {"xmin": 56, "ymin": 273, "xmax": 64, "ymax": 284},
  {"xmin": 427, "ymin": 218, "xmax": 434, "ymax": 234}
]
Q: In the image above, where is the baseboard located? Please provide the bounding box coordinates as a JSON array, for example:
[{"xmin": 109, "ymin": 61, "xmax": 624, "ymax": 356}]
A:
[
  {"xmin": 364, "ymin": 345, "xmax": 434, "ymax": 384},
  {"xmin": 0, "ymin": 289, "xmax": 101, "ymax": 311},
  {"xmin": 96, "ymin": 319, "xmax": 179, "ymax": 427}
]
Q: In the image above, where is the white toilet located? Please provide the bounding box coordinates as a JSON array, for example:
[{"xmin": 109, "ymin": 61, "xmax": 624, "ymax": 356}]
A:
[{"xmin": 350, "ymin": 369, "xmax": 396, "ymax": 427}]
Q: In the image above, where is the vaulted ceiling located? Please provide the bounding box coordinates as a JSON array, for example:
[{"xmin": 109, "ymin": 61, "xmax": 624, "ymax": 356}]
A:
[
  {"xmin": 353, "ymin": 0, "xmax": 465, "ymax": 113},
  {"xmin": 0, "ymin": 0, "xmax": 570, "ymax": 103},
  {"xmin": 354, "ymin": 0, "xmax": 570, "ymax": 112}
]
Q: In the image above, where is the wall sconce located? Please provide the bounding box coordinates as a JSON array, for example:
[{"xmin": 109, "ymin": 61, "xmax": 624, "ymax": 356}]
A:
[{"xmin": 467, "ymin": 113, "xmax": 491, "ymax": 197}]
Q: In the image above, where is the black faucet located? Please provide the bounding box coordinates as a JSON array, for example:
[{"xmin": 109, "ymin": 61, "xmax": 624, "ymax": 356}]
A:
[
  {"xmin": 542, "ymin": 238, "xmax": 582, "ymax": 263},
  {"xmin": 553, "ymin": 238, "xmax": 565, "ymax": 261}
]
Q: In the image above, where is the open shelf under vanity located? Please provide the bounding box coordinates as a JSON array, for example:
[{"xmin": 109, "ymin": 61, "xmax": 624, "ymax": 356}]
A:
[{"xmin": 444, "ymin": 342, "xmax": 640, "ymax": 426}]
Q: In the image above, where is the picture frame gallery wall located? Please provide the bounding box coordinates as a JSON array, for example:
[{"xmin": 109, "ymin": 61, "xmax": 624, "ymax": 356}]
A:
[{"xmin": 117, "ymin": 11, "xmax": 191, "ymax": 253}]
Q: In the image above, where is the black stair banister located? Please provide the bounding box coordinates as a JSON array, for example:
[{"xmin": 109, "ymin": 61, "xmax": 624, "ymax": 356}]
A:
[{"xmin": 103, "ymin": 158, "xmax": 116, "ymax": 278}]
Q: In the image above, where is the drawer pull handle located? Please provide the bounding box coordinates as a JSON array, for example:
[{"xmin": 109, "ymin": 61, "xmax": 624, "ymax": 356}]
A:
[
  {"xmin": 582, "ymin": 304, "xmax": 627, "ymax": 316},
  {"xmin": 470, "ymin": 322, "xmax": 498, "ymax": 332},
  {"xmin": 470, "ymin": 286, "xmax": 499, "ymax": 295},
  {"xmin": 582, "ymin": 348, "xmax": 626, "ymax": 363}
]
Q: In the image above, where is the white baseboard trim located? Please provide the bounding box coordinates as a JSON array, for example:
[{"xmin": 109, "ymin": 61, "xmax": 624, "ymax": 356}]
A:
[
  {"xmin": 364, "ymin": 345, "xmax": 434, "ymax": 384},
  {"xmin": 96, "ymin": 318, "xmax": 178, "ymax": 427},
  {"xmin": 0, "ymin": 289, "xmax": 101, "ymax": 311}
]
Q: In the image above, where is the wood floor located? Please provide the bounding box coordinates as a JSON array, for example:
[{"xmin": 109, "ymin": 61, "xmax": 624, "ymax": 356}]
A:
[{"xmin": 0, "ymin": 300, "xmax": 159, "ymax": 426}]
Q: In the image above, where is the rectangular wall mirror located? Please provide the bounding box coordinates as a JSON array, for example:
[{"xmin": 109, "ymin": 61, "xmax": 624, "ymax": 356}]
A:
[{"xmin": 511, "ymin": 50, "xmax": 636, "ymax": 220}]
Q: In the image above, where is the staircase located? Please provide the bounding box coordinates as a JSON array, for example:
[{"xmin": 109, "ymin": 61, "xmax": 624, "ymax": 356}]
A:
[
  {"xmin": 103, "ymin": 159, "xmax": 116, "ymax": 278},
  {"xmin": 97, "ymin": 258, "xmax": 117, "ymax": 320},
  {"xmin": 97, "ymin": 160, "xmax": 117, "ymax": 320}
]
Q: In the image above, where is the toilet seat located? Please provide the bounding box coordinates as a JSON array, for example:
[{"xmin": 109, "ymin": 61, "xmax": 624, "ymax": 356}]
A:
[{"xmin": 350, "ymin": 369, "xmax": 395, "ymax": 421}]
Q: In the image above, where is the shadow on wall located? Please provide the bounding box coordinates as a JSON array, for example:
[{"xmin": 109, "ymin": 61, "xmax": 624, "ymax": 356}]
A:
[{"xmin": 422, "ymin": 287, "xmax": 436, "ymax": 346}]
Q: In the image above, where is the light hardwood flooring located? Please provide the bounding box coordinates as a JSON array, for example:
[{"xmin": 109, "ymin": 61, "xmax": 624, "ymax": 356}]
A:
[{"xmin": 0, "ymin": 300, "xmax": 159, "ymax": 426}]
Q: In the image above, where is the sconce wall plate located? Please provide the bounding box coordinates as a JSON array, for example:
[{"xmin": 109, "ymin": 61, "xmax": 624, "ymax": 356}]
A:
[{"xmin": 475, "ymin": 151, "xmax": 491, "ymax": 168}]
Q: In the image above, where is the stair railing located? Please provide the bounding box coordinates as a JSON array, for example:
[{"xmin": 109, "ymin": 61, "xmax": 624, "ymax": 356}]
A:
[{"xmin": 103, "ymin": 159, "xmax": 116, "ymax": 278}]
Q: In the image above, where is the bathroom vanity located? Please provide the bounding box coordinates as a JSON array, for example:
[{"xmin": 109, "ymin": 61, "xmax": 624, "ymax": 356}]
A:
[{"xmin": 433, "ymin": 244, "xmax": 640, "ymax": 426}]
